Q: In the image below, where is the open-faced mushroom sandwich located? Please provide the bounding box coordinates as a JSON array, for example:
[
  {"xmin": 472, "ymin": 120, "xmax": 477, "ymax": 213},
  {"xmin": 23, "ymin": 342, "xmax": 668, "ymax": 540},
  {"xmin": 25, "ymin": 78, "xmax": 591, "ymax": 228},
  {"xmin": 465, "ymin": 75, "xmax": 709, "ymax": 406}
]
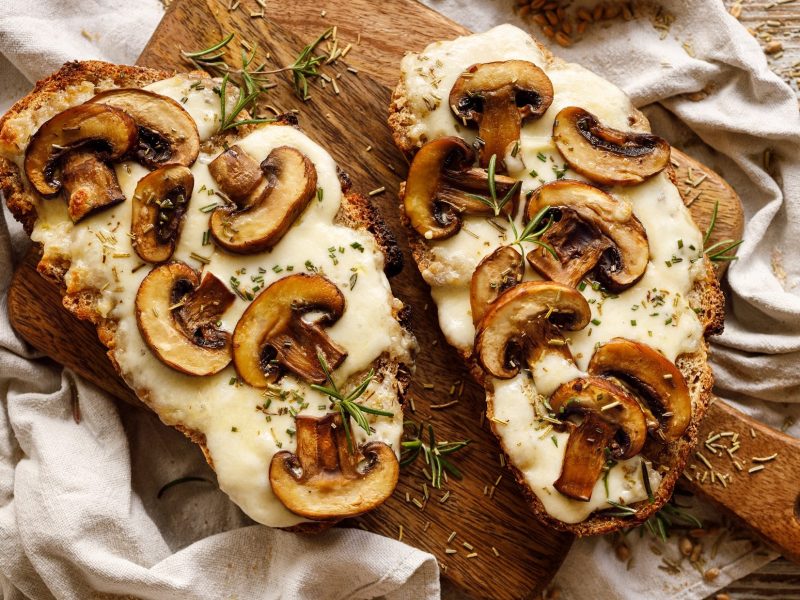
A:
[
  {"xmin": 389, "ymin": 25, "xmax": 724, "ymax": 535},
  {"xmin": 0, "ymin": 61, "xmax": 416, "ymax": 529}
]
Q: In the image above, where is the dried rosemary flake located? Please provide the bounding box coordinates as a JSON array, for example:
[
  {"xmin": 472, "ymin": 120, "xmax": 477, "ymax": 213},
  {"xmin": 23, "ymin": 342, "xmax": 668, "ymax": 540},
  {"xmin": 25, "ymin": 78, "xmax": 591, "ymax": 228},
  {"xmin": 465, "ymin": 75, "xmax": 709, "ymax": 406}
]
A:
[
  {"xmin": 748, "ymin": 465, "xmax": 765, "ymax": 474},
  {"xmin": 752, "ymin": 453, "xmax": 778, "ymax": 462}
]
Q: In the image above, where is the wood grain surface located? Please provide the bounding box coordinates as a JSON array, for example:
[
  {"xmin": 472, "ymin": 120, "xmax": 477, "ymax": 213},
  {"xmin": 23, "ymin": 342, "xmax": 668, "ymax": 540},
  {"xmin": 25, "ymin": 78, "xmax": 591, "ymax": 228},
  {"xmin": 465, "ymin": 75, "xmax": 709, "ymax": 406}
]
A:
[{"xmin": 6, "ymin": 0, "xmax": 798, "ymax": 597}]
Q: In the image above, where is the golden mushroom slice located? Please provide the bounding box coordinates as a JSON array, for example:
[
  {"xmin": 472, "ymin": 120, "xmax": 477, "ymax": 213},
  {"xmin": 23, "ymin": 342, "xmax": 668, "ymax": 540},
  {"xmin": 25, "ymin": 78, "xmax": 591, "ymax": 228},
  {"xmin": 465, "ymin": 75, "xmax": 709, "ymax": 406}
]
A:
[
  {"xmin": 270, "ymin": 413, "xmax": 399, "ymax": 520},
  {"xmin": 61, "ymin": 151, "xmax": 126, "ymax": 223},
  {"xmin": 232, "ymin": 274, "xmax": 347, "ymax": 387},
  {"xmin": 131, "ymin": 165, "xmax": 194, "ymax": 263},
  {"xmin": 550, "ymin": 377, "xmax": 648, "ymax": 502},
  {"xmin": 470, "ymin": 245, "xmax": 524, "ymax": 326},
  {"xmin": 88, "ymin": 88, "xmax": 200, "ymax": 168},
  {"xmin": 589, "ymin": 338, "xmax": 691, "ymax": 443},
  {"xmin": 475, "ymin": 281, "xmax": 591, "ymax": 379},
  {"xmin": 553, "ymin": 106, "xmax": 670, "ymax": 185},
  {"xmin": 525, "ymin": 180, "xmax": 649, "ymax": 292},
  {"xmin": 450, "ymin": 60, "xmax": 554, "ymax": 167},
  {"xmin": 135, "ymin": 262, "xmax": 235, "ymax": 376},
  {"xmin": 208, "ymin": 145, "xmax": 317, "ymax": 253},
  {"xmin": 404, "ymin": 136, "xmax": 519, "ymax": 240},
  {"xmin": 24, "ymin": 103, "xmax": 137, "ymax": 196}
]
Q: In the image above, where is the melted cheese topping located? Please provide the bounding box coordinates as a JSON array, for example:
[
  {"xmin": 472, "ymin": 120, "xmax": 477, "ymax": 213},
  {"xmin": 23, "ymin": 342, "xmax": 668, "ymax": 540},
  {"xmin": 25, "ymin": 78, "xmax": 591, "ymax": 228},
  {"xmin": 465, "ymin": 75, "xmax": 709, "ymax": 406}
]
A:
[
  {"xmin": 400, "ymin": 25, "xmax": 706, "ymax": 523},
  {"xmin": 23, "ymin": 74, "xmax": 414, "ymax": 528}
]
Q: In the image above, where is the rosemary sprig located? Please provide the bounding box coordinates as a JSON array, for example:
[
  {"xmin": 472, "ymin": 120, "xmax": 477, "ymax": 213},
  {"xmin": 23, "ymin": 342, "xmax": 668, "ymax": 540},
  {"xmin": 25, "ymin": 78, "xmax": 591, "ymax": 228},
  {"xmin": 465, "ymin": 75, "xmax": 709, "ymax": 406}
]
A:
[
  {"xmin": 508, "ymin": 204, "xmax": 558, "ymax": 259},
  {"xmin": 465, "ymin": 154, "xmax": 521, "ymax": 217},
  {"xmin": 642, "ymin": 499, "xmax": 703, "ymax": 542},
  {"xmin": 703, "ymin": 200, "xmax": 744, "ymax": 263},
  {"xmin": 310, "ymin": 353, "xmax": 393, "ymax": 452},
  {"xmin": 182, "ymin": 34, "xmax": 274, "ymax": 132},
  {"xmin": 400, "ymin": 421, "xmax": 470, "ymax": 489},
  {"xmin": 265, "ymin": 28, "xmax": 332, "ymax": 100}
]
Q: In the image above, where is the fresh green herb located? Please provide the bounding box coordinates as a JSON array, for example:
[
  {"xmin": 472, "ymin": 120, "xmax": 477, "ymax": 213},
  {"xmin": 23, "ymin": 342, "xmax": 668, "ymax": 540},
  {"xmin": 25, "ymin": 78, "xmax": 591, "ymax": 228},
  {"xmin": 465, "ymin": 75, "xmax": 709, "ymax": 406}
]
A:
[
  {"xmin": 703, "ymin": 200, "xmax": 744, "ymax": 262},
  {"xmin": 508, "ymin": 204, "xmax": 557, "ymax": 259},
  {"xmin": 199, "ymin": 202, "xmax": 219, "ymax": 213},
  {"xmin": 316, "ymin": 187, "xmax": 324, "ymax": 203},
  {"xmin": 642, "ymin": 498, "xmax": 703, "ymax": 542},
  {"xmin": 400, "ymin": 421, "xmax": 469, "ymax": 488},
  {"xmin": 265, "ymin": 28, "xmax": 332, "ymax": 100},
  {"xmin": 537, "ymin": 152, "xmax": 547, "ymax": 162},
  {"xmin": 350, "ymin": 242, "xmax": 364, "ymax": 252},
  {"xmin": 641, "ymin": 461, "xmax": 654, "ymax": 503},
  {"xmin": 183, "ymin": 34, "xmax": 275, "ymax": 131},
  {"xmin": 605, "ymin": 500, "xmax": 638, "ymax": 517},
  {"xmin": 310, "ymin": 353, "xmax": 392, "ymax": 452},
  {"xmin": 464, "ymin": 154, "xmax": 521, "ymax": 217},
  {"xmin": 157, "ymin": 476, "xmax": 213, "ymax": 499}
]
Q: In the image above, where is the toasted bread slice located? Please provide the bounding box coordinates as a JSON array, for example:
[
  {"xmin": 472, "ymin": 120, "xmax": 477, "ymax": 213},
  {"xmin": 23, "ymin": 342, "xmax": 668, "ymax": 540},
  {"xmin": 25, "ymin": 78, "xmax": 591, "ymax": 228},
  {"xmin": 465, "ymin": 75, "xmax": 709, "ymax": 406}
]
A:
[
  {"xmin": 388, "ymin": 25, "xmax": 724, "ymax": 535},
  {"xmin": 1, "ymin": 61, "xmax": 415, "ymax": 530}
]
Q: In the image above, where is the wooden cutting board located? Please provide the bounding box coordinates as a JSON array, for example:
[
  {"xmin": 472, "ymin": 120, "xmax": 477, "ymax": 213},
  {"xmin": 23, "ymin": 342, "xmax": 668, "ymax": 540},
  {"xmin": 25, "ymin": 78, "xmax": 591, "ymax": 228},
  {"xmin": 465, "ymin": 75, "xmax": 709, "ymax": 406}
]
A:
[{"xmin": 5, "ymin": 1, "xmax": 799, "ymax": 598}]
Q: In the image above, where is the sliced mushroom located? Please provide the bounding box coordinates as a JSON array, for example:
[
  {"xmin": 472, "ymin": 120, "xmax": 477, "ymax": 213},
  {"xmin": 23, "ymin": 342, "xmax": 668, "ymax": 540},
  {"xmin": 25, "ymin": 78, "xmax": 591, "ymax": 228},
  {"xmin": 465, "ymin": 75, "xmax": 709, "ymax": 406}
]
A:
[
  {"xmin": 88, "ymin": 88, "xmax": 200, "ymax": 168},
  {"xmin": 24, "ymin": 103, "xmax": 137, "ymax": 196},
  {"xmin": 470, "ymin": 245, "xmax": 524, "ymax": 326},
  {"xmin": 270, "ymin": 413, "xmax": 399, "ymax": 520},
  {"xmin": 404, "ymin": 136, "xmax": 519, "ymax": 240},
  {"xmin": 61, "ymin": 151, "xmax": 126, "ymax": 223},
  {"xmin": 233, "ymin": 274, "xmax": 347, "ymax": 387},
  {"xmin": 450, "ymin": 60, "xmax": 554, "ymax": 167},
  {"xmin": 526, "ymin": 180, "xmax": 649, "ymax": 292},
  {"xmin": 553, "ymin": 107, "xmax": 670, "ymax": 185},
  {"xmin": 209, "ymin": 145, "xmax": 317, "ymax": 253},
  {"xmin": 135, "ymin": 262, "xmax": 235, "ymax": 376},
  {"xmin": 550, "ymin": 377, "xmax": 648, "ymax": 502},
  {"xmin": 589, "ymin": 338, "xmax": 691, "ymax": 443},
  {"xmin": 475, "ymin": 281, "xmax": 590, "ymax": 379},
  {"xmin": 131, "ymin": 165, "xmax": 194, "ymax": 263}
]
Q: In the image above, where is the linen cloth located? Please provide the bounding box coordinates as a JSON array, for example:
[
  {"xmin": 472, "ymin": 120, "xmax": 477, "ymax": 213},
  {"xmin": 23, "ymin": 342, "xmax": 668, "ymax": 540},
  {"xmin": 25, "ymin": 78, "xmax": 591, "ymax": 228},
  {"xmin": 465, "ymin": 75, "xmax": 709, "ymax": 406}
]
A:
[{"xmin": 0, "ymin": 0, "xmax": 797, "ymax": 598}]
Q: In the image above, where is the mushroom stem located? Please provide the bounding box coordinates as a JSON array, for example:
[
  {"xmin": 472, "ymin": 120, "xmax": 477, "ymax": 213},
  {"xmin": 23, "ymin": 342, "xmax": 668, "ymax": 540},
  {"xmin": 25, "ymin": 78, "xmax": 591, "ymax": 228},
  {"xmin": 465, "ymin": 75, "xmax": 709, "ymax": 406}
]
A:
[
  {"xmin": 554, "ymin": 416, "xmax": 615, "ymax": 502},
  {"xmin": 477, "ymin": 94, "xmax": 522, "ymax": 168},
  {"xmin": 61, "ymin": 151, "xmax": 126, "ymax": 223}
]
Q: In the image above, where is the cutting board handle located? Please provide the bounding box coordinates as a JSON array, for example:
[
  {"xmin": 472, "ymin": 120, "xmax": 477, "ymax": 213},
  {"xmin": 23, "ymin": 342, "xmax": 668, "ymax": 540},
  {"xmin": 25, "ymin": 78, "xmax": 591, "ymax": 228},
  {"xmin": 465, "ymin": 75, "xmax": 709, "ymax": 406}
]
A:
[{"xmin": 688, "ymin": 398, "xmax": 800, "ymax": 563}]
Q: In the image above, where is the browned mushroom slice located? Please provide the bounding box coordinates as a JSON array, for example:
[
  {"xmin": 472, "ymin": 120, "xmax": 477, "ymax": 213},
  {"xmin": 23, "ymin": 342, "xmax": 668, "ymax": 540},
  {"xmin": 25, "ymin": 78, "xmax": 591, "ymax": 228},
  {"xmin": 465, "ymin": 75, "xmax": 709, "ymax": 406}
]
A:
[
  {"xmin": 270, "ymin": 413, "xmax": 399, "ymax": 520},
  {"xmin": 404, "ymin": 136, "xmax": 519, "ymax": 240},
  {"xmin": 550, "ymin": 377, "xmax": 648, "ymax": 502},
  {"xmin": 470, "ymin": 245, "xmax": 524, "ymax": 326},
  {"xmin": 450, "ymin": 60, "xmax": 554, "ymax": 168},
  {"xmin": 131, "ymin": 165, "xmax": 194, "ymax": 263},
  {"xmin": 526, "ymin": 180, "xmax": 649, "ymax": 292},
  {"xmin": 24, "ymin": 103, "xmax": 137, "ymax": 196},
  {"xmin": 88, "ymin": 88, "xmax": 200, "ymax": 168},
  {"xmin": 135, "ymin": 262, "xmax": 235, "ymax": 376},
  {"xmin": 61, "ymin": 151, "xmax": 126, "ymax": 223},
  {"xmin": 209, "ymin": 145, "xmax": 317, "ymax": 253},
  {"xmin": 233, "ymin": 274, "xmax": 347, "ymax": 387},
  {"xmin": 589, "ymin": 338, "xmax": 691, "ymax": 443},
  {"xmin": 553, "ymin": 107, "xmax": 670, "ymax": 185},
  {"xmin": 475, "ymin": 281, "xmax": 591, "ymax": 379}
]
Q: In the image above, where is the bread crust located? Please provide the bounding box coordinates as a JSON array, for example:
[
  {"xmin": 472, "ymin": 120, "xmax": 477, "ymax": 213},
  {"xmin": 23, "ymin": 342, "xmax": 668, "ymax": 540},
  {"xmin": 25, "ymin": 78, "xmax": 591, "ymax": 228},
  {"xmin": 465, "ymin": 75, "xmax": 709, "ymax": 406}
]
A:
[
  {"xmin": 2, "ymin": 61, "xmax": 411, "ymax": 531},
  {"xmin": 389, "ymin": 44, "xmax": 725, "ymax": 535}
]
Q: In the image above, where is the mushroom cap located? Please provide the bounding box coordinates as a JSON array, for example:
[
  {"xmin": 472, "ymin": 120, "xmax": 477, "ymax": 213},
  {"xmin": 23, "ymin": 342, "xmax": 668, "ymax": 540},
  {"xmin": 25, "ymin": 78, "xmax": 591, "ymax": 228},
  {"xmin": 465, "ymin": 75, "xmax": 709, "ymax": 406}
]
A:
[
  {"xmin": 209, "ymin": 145, "xmax": 318, "ymax": 253},
  {"xmin": 449, "ymin": 60, "xmax": 554, "ymax": 167},
  {"xmin": 24, "ymin": 103, "xmax": 137, "ymax": 196},
  {"xmin": 233, "ymin": 274, "xmax": 347, "ymax": 387},
  {"xmin": 550, "ymin": 376, "xmax": 648, "ymax": 501},
  {"xmin": 475, "ymin": 281, "xmax": 591, "ymax": 379},
  {"xmin": 553, "ymin": 106, "xmax": 670, "ymax": 186},
  {"xmin": 135, "ymin": 262, "xmax": 235, "ymax": 376},
  {"xmin": 88, "ymin": 88, "xmax": 200, "ymax": 168},
  {"xmin": 470, "ymin": 245, "xmax": 524, "ymax": 326},
  {"xmin": 61, "ymin": 151, "xmax": 126, "ymax": 223},
  {"xmin": 404, "ymin": 136, "xmax": 519, "ymax": 240},
  {"xmin": 449, "ymin": 60, "xmax": 554, "ymax": 123},
  {"xmin": 526, "ymin": 180, "xmax": 649, "ymax": 292},
  {"xmin": 589, "ymin": 337, "xmax": 691, "ymax": 443},
  {"xmin": 131, "ymin": 164, "xmax": 194, "ymax": 263},
  {"xmin": 269, "ymin": 413, "xmax": 399, "ymax": 520}
]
